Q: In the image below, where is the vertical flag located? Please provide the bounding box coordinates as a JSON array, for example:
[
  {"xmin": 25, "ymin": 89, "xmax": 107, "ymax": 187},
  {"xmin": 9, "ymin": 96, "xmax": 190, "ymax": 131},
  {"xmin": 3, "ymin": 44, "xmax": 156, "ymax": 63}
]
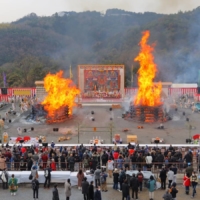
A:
[
  {"xmin": 69, "ymin": 65, "xmax": 73, "ymax": 79},
  {"xmin": 3, "ymin": 72, "xmax": 6, "ymax": 88}
]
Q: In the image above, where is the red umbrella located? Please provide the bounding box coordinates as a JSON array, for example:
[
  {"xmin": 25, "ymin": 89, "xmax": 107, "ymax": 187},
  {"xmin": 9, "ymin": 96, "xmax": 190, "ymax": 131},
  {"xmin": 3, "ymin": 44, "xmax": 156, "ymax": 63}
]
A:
[
  {"xmin": 193, "ymin": 134, "xmax": 200, "ymax": 140},
  {"xmin": 16, "ymin": 137, "xmax": 23, "ymax": 142},
  {"xmin": 23, "ymin": 136, "xmax": 31, "ymax": 141}
]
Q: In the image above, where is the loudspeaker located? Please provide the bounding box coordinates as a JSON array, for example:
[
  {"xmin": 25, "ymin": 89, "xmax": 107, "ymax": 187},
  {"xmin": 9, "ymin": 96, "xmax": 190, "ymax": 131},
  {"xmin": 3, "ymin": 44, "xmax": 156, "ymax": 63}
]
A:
[
  {"xmin": 198, "ymin": 87, "xmax": 200, "ymax": 94},
  {"xmin": 19, "ymin": 140, "xmax": 24, "ymax": 143},
  {"xmin": 42, "ymin": 142, "xmax": 48, "ymax": 147},
  {"xmin": 186, "ymin": 139, "xmax": 191, "ymax": 143},
  {"xmin": 154, "ymin": 140, "xmax": 159, "ymax": 144},
  {"xmin": 1, "ymin": 88, "xmax": 7, "ymax": 95}
]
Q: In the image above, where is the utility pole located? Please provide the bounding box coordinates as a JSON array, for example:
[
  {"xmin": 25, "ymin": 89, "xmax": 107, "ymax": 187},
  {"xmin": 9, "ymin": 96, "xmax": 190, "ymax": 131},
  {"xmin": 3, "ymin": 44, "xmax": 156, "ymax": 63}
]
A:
[
  {"xmin": 0, "ymin": 119, "xmax": 4, "ymax": 144},
  {"xmin": 77, "ymin": 122, "xmax": 80, "ymax": 144},
  {"xmin": 109, "ymin": 122, "xmax": 113, "ymax": 143}
]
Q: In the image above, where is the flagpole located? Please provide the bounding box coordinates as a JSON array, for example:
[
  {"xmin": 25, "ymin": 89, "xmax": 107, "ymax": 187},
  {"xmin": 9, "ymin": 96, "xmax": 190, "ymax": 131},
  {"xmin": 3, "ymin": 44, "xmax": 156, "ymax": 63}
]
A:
[
  {"xmin": 131, "ymin": 65, "xmax": 133, "ymax": 87},
  {"xmin": 69, "ymin": 65, "xmax": 73, "ymax": 79}
]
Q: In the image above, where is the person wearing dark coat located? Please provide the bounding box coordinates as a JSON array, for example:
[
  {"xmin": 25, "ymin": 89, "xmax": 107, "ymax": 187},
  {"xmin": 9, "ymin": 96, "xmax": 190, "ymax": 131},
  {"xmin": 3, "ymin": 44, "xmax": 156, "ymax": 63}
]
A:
[
  {"xmin": 32, "ymin": 177, "xmax": 40, "ymax": 199},
  {"xmin": 82, "ymin": 177, "xmax": 89, "ymax": 200},
  {"xmin": 1, "ymin": 168, "xmax": 9, "ymax": 189},
  {"xmin": 160, "ymin": 167, "xmax": 167, "ymax": 189},
  {"xmin": 130, "ymin": 174, "xmax": 139, "ymax": 200},
  {"xmin": 162, "ymin": 189, "xmax": 172, "ymax": 200},
  {"xmin": 44, "ymin": 165, "xmax": 52, "ymax": 188},
  {"xmin": 122, "ymin": 180, "xmax": 130, "ymax": 200},
  {"xmin": 113, "ymin": 168, "xmax": 119, "ymax": 190},
  {"xmin": 88, "ymin": 181, "xmax": 94, "ymax": 200},
  {"xmin": 101, "ymin": 151, "xmax": 108, "ymax": 166},
  {"xmin": 94, "ymin": 186, "xmax": 102, "ymax": 200},
  {"xmin": 60, "ymin": 153, "xmax": 66, "ymax": 170},
  {"xmin": 27, "ymin": 157, "xmax": 33, "ymax": 171},
  {"xmin": 52, "ymin": 184, "xmax": 60, "ymax": 200}
]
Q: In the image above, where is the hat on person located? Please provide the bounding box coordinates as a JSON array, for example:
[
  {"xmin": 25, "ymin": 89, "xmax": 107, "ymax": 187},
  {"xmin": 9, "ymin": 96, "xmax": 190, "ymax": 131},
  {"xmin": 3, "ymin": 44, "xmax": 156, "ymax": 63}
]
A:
[{"xmin": 114, "ymin": 168, "xmax": 118, "ymax": 172}]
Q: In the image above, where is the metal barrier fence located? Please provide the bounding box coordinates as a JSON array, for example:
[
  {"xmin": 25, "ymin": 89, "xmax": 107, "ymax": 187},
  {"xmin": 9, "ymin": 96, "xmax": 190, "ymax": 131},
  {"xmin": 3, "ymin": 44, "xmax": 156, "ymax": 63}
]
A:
[{"xmin": 1, "ymin": 161, "xmax": 199, "ymax": 173}]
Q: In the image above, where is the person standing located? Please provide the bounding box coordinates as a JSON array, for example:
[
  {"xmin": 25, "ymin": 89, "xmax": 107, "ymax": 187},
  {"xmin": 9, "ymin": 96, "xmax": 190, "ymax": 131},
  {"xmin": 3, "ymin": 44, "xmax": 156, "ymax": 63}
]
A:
[
  {"xmin": 100, "ymin": 169, "xmax": 108, "ymax": 192},
  {"xmin": 77, "ymin": 169, "xmax": 85, "ymax": 190},
  {"xmin": 94, "ymin": 167, "xmax": 101, "ymax": 188},
  {"xmin": 183, "ymin": 173, "xmax": 191, "ymax": 195},
  {"xmin": 171, "ymin": 165, "xmax": 177, "ymax": 184},
  {"xmin": 94, "ymin": 186, "xmax": 102, "ymax": 200},
  {"xmin": 136, "ymin": 169, "xmax": 144, "ymax": 191},
  {"xmin": 185, "ymin": 163, "xmax": 193, "ymax": 177},
  {"xmin": 50, "ymin": 159, "xmax": 56, "ymax": 171},
  {"xmin": 162, "ymin": 189, "xmax": 172, "ymax": 200},
  {"xmin": 52, "ymin": 184, "xmax": 60, "ymax": 200},
  {"xmin": 170, "ymin": 182, "xmax": 178, "ymax": 200},
  {"xmin": 101, "ymin": 151, "xmax": 108, "ymax": 166},
  {"xmin": 190, "ymin": 171, "xmax": 198, "ymax": 198},
  {"xmin": 1, "ymin": 168, "xmax": 9, "ymax": 189},
  {"xmin": 82, "ymin": 177, "xmax": 89, "ymax": 200},
  {"xmin": 167, "ymin": 168, "xmax": 174, "ymax": 188},
  {"xmin": 8, "ymin": 174, "xmax": 18, "ymax": 196},
  {"xmin": 147, "ymin": 175, "xmax": 156, "ymax": 200},
  {"xmin": 32, "ymin": 176, "xmax": 39, "ymax": 200},
  {"xmin": 130, "ymin": 173, "xmax": 139, "ymax": 200},
  {"xmin": 160, "ymin": 167, "xmax": 167, "ymax": 190},
  {"xmin": 88, "ymin": 181, "xmax": 94, "ymax": 200},
  {"xmin": 122, "ymin": 180, "xmax": 130, "ymax": 200},
  {"xmin": 118, "ymin": 169, "xmax": 126, "ymax": 192},
  {"xmin": 31, "ymin": 165, "xmax": 38, "ymax": 180},
  {"xmin": 107, "ymin": 158, "xmax": 114, "ymax": 178},
  {"xmin": 44, "ymin": 165, "xmax": 52, "ymax": 189},
  {"xmin": 0, "ymin": 155, "xmax": 6, "ymax": 170},
  {"xmin": 113, "ymin": 168, "xmax": 119, "ymax": 190},
  {"xmin": 65, "ymin": 178, "xmax": 71, "ymax": 200}
]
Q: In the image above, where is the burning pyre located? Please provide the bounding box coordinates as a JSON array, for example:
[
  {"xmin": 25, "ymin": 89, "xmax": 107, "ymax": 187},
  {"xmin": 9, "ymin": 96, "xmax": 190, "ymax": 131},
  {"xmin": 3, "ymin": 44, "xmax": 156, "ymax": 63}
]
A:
[
  {"xmin": 130, "ymin": 31, "xmax": 164, "ymax": 122},
  {"xmin": 42, "ymin": 71, "xmax": 80, "ymax": 123}
]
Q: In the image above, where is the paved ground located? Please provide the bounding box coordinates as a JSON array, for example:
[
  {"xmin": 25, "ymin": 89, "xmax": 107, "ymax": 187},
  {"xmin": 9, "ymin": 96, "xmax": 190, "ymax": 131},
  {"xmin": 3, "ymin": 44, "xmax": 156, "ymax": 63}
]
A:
[
  {"xmin": 0, "ymin": 101, "xmax": 200, "ymax": 144},
  {"xmin": 0, "ymin": 184, "xmax": 198, "ymax": 200}
]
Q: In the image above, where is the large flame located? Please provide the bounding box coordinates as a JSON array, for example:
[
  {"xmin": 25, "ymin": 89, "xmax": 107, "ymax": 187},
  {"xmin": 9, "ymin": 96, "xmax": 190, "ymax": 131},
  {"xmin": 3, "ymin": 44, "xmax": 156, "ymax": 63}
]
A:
[
  {"xmin": 134, "ymin": 30, "xmax": 162, "ymax": 106},
  {"xmin": 42, "ymin": 70, "xmax": 80, "ymax": 118}
]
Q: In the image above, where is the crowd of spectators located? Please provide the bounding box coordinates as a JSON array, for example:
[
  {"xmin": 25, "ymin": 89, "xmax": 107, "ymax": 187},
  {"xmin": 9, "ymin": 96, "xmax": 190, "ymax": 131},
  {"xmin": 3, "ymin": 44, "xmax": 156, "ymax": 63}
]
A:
[{"xmin": 0, "ymin": 142, "xmax": 199, "ymax": 173}]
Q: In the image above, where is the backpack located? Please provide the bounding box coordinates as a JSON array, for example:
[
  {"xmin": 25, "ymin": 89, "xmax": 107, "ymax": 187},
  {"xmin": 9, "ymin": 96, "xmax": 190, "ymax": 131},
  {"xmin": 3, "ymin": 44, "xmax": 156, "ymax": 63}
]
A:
[
  {"xmin": 32, "ymin": 180, "xmax": 37, "ymax": 190},
  {"xmin": 100, "ymin": 174, "xmax": 105, "ymax": 184},
  {"xmin": 137, "ymin": 173, "xmax": 143, "ymax": 182}
]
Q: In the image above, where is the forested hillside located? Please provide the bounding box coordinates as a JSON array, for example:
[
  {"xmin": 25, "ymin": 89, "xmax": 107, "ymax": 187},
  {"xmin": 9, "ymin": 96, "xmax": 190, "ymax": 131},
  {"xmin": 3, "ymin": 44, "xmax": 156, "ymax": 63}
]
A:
[{"xmin": 0, "ymin": 8, "xmax": 200, "ymax": 87}]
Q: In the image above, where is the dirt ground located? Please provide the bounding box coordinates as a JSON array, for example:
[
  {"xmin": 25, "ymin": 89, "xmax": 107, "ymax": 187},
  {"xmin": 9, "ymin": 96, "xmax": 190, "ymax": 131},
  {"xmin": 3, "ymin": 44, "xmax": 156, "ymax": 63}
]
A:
[{"xmin": 0, "ymin": 101, "xmax": 200, "ymax": 145}]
